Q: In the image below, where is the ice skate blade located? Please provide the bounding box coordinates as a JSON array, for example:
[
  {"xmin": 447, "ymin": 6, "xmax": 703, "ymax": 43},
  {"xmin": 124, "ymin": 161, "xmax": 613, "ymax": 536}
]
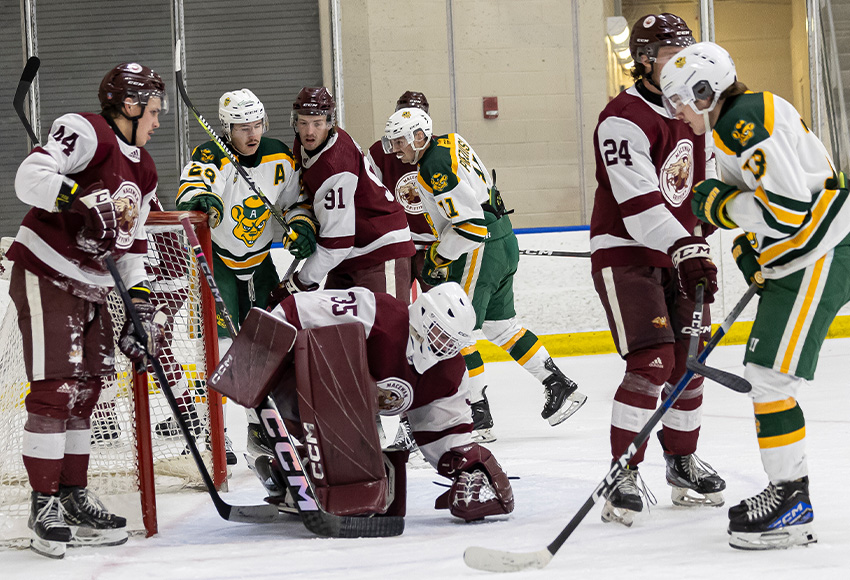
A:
[
  {"xmin": 472, "ymin": 428, "xmax": 496, "ymax": 443},
  {"xmin": 30, "ymin": 536, "xmax": 67, "ymax": 559},
  {"xmin": 601, "ymin": 501, "xmax": 638, "ymax": 527},
  {"xmin": 547, "ymin": 392, "xmax": 588, "ymax": 426},
  {"xmin": 68, "ymin": 525, "xmax": 129, "ymax": 547},
  {"xmin": 671, "ymin": 487, "xmax": 725, "ymax": 507},
  {"xmin": 728, "ymin": 523, "xmax": 817, "ymax": 550}
]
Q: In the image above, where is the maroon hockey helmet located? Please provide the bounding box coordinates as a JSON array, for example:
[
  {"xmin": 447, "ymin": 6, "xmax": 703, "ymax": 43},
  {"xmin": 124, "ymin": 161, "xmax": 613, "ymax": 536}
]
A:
[
  {"xmin": 396, "ymin": 91, "xmax": 429, "ymax": 114},
  {"xmin": 99, "ymin": 63, "xmax": 168, "ymax": 115},
  {"xmin": 629, "ymin": 13, "xmax": 694, "ymax": 62},
  {"xmin": 291, "ymin": 87, "xmax": 336, "ymax": 128}
]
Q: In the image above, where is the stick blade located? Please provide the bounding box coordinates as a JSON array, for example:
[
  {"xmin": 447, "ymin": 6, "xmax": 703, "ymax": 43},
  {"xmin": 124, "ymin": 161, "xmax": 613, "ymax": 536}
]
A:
[
  {"xmin": 20, "ymin": 56, "xmax": 40, "ymax": 83},
  {"xmin": 224, "ymin": 503, "xmax": 280, "ymax": 523},
  {"xmin": 463, "ymin": 546, "xmax": 552, "ymax": 573}
]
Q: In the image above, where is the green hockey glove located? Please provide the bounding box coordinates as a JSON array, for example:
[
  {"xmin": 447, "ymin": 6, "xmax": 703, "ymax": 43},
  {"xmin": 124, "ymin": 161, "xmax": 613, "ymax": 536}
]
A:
[
  {"xmin": 284, "ymin": 216, "xmax": 318, "ymax": 259},
  {"xmin": 177, "ymin": 193, "xmax": 224, "ymax": 228},
  {"xmin": 692, "ymin": 179, "xmax": 740, "ymax": 229},
  {"xmin": 731, "ymin": 233, "xmax": 764, "ymax": 290}
]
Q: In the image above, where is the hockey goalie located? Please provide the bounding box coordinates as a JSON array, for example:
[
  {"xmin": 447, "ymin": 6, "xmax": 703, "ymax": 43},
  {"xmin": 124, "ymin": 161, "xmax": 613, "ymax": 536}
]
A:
[{"xmin": 213, "ymin": 282, "xmax": 514, "ymax": 526}]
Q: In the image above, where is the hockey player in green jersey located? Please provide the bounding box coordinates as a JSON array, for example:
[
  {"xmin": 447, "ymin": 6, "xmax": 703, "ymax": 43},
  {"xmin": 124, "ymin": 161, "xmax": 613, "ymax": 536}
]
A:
[
  {"xmin": 382, "ymin": 108, "xmax": 587, "ymax": 441},
  {"xmin": 661, "ymin": 42, "xmax": 850, "ymax": 550},
  {"xmin": 175, "ymin": 89, "xmax": 308, "ymax": 460}
]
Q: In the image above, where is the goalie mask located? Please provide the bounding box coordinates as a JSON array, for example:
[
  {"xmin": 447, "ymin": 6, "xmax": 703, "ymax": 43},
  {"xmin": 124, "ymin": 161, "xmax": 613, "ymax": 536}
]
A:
[
  {"xmin": 660, "ymin": 42, "xmax": 737, "ymax": 127},
  {"xmin": 219, "ymin": 89, "xmax": 268, "ymax": 141},
  {"xmin": 382, "ymin": 107, "xmax": 433, "ymax": 163},
  {"xmin": 407, "ymin": 282, "xmax": 476, "ymax": 373}
]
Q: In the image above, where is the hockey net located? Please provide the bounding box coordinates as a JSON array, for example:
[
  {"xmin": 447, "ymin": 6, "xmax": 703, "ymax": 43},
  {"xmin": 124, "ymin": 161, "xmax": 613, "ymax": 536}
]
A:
[{"xmin": 0, "ymin": 211, "xmax": 225, "ymax": 545}]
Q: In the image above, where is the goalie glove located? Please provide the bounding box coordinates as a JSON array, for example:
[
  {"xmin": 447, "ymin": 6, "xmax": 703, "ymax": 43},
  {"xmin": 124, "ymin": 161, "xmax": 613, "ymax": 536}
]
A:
[
  {"xmin": 57, "ymin": 179, "xmax": 119, "ymax": 253},
  {"xmin": 668, "ymin": 236, "xmax": 718, "ymax": 304},
  {"xmin": 435, "ymin": 443, "xmax": 514, "ymax": 522},
  {"xmin": 118, "ymin": 301, "xmax": 167, "ymax": 364},
  {"xmin": 421, "ymin": 244, "xmax": 453, "ymax": 287}
]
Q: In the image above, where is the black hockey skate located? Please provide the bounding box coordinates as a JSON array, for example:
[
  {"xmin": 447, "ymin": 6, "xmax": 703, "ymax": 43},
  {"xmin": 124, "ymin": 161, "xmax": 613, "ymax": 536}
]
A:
[
  {"xmin": 657, "ymin": 430, "xmax": 726, "ymax": 507},
  {"xmin": 155, "ymin": 403, "xmax": 205, "ymax": 438},
  {"xmin": 386, "ymin": 416, "xmax": 428, "ymax": 467},
  {"xmin": 29, "ymin": 492, "xmax": 72, "ymax": 559},
  {"xmin": 224, "ymin": 431, "xmax": 237, "ymax": 466},
  {"xmin": 541, "ymin": 358, "xmax": 587, "ymax": 426},
  {"xmin": 728, "ymin": 477, "xmax": 817, "ymax": 550},
  {"xmin": 470, "ymin": 388, "xmax": 496, "ymax": 443},
  {"xmin": 60, "ymin": 486, "xmax": 128, "ymax": 547},
  {"xmin": 251, "ymin": 454, "xmax": 298, "ymax": 515},
  {"xmin": 601, "ymin": 465, "xmax": 655, "ymax": 527}
]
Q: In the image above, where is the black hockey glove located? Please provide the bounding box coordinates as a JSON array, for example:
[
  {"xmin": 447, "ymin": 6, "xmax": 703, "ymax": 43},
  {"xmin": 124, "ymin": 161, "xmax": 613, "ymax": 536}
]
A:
[
  {"xmin": 668, "ymin": 236, "xmax": 718, "ymax": 304},
  {"xmin": 266, "ymin": 272, "xmax": 319, "ymax": 311},
  {"xmin": 118, "ymin": 301, "xmax": 167, "ymax": 364},
  {"xmin": 284, "ymin": 216, "xmax": 318, "ymax": 259},
  {"xmin": 58, "ymin": 179, "xmax": 119, "ymax": 253},
  {"xmin": 731, "ymin": 233, "xmax": 764, "ymax": 291}
]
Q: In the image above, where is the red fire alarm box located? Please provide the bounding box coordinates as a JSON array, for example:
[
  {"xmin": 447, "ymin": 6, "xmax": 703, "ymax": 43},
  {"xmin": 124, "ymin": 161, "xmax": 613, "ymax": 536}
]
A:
[{"xmin": 483, "ymin": 96, "xmax": 498, "ymax": 119}]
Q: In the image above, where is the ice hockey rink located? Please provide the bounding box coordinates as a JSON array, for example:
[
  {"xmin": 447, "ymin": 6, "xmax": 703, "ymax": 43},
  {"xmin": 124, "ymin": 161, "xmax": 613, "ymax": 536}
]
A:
[{"xmin": 2, "ymin": 230, "xmax": 848, "ymax": 578}]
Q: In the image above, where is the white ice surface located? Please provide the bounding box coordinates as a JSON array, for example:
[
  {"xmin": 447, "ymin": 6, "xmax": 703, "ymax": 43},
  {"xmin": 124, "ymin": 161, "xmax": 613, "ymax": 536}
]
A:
[{"xmin": 3, "ymin": 338, "xmax": 848, "ymax": 579}]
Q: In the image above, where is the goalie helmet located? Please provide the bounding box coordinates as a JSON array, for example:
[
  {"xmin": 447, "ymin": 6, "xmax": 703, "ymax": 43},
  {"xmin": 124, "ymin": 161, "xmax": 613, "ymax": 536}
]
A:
[
  {"xmin": 99, "ymin": 62, "xmax": 168, "ymax": 115},
  {"xmin": 407, "ymin": 282, "xmax": 476, "ymax": 374},
  {"xmin": 382, "ymin": 107, "xmax": 433, "ymax": 156},
  {"xmin": 290, "ymin": 86, "xmax": 336, "ymax": 129},
  {"xmin": 219, "ymin": 89, "xmax": 268, "ymax": 141},
  {"xmin": 396, "ymin": 91, "xmax": 429, "ymax": 114},
  {"xmin": 660, "ymin": 42, "xmax": 737, "ymax": 118},
  {"xmin": 629, "ymin": 13, "xmax": 694, "ymax": 62}
]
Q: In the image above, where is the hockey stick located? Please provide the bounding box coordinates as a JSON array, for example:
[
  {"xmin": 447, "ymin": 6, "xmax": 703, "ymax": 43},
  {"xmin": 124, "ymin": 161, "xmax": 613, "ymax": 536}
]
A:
[
  {"xmin": 13, "ymin": 56, "xmax": 40, "ymax": 145},
  {"xmin": 178, "ymin": 218, "xmax": 403, "ymax": 538},
  {"xmin": 464, "ymin": 282, "xmax": 759, "ymax": 573},
  {"xmin": 105, "ymin": 256, "xmax": 279, "ymax": 524},
  {"xmin": 519, "ymin": 249, "xmax": 590, "ymax": 258}
]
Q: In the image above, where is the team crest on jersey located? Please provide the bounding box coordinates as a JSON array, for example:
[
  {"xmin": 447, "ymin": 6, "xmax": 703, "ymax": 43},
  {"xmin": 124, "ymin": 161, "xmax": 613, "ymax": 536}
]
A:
[
  {"xmin": 431, "ymin": 173, "xmax": 448, "ymax": 192},
  {"xmin": 651, "ymin": 316, "xmax": 668, "ymax": 328},
  {"xmin": 660, "ymin": 140, "xmax": 694, "ymax": 207},
  {"xmin": 112, "ymin": 181, "xmax": 142, "ymax": 250},
  {"xmin": 231, "ymin": 195, "xmax": 270, "ymax": 247},
  {"xmin": 395, "ymin": 171, "xmax": 424, "ymax": 213},
  {"xmin": 376, "ymin": 378, "xmax": 414, "ymax": 416},
  {"xmin": 732, "ymin": 120, "xmax": 755, "ymax": 147},
  {"xmin": 200, "ymin": 149, "xmax": 215, "ymax": 163}
]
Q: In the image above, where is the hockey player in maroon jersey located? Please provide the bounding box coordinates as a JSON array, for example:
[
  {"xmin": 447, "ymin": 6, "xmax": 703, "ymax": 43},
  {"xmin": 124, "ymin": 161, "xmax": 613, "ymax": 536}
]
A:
[
  {"xmin": 8, "ymin": 63, "xmax": 168, "ymax": 558},
  {"xmin": 261, "ymin": 283, "xmax": 513, "ymax": 522},
  {"xmin": 589, "ymin": 14, "xmax": 725, "ymax": 527},
  {"xmin": 269, "ymin": 87, "xmax": 415, "ymax": 307}
]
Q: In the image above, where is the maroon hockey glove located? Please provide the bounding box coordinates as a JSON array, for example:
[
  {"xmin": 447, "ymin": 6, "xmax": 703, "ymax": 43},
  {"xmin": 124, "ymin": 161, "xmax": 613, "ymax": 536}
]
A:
[
  {"xmin": 266, "ymin": 272, "xmax": 319, "ymax": 311},
  {"xmin": 59, "ymin": 179, "xmax": 119, "ymax": 253},
  {"xmin": 668, "ymin": 236, "xmax": 718, "ymax": 304},
  {"xmin": 435, "ymin": 443, "xmax": 514, "ymax": 522},
  {"xmin": 118, "ymin": 301, "xmax": 167, "ymax": 363}
]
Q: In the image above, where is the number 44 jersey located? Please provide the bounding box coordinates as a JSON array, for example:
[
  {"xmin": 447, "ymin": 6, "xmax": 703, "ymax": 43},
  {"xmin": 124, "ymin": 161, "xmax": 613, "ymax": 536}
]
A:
[{"xmin": 590, "ymin": 84, "xmax": 714, "ymax": 274}]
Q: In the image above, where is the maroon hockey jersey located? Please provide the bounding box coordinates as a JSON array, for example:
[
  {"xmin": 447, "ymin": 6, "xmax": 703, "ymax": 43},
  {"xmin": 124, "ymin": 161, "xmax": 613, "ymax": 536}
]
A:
[
  {"xmin": 291, "ymin": 129, "xmax": 414, "ymax": 286},
  {"xmin": 11, "ymin": 112, "xmax": 156, "ymax": 301},
  {"xmin": 590, "ymin": 85, "xmax": 713, "ymax": 274}
]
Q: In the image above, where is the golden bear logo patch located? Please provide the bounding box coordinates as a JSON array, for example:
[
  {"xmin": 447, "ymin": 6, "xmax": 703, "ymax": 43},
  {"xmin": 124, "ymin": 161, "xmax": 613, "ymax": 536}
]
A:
[
  {"xmin": 431, "ymin": 173, "xmax": 448, "ymax": 192},
  {"xmin": 732, "ymin": 120, "xmax": 755, "ymax": 147},
  {"xmin": 200, "ymin": 149, "xmax": 214, "ymax": 163},
  {"xmin": 675, "ymin": 56, "xmax": 686, "ymax": 68},
  {"xmin": 402, "ymin": 110, "xmax": 411, "ymax": 118},
  {"xmin": 223, "ymin": 97, "xmax": 231, "ymax": 107}
]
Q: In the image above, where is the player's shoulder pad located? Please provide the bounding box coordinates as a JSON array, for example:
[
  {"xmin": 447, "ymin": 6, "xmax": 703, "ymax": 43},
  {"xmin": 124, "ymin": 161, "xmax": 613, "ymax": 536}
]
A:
[
  {"xmin": 713, "ymin": 92, "xmax": 774, "ymax": 156},
  {"xmin": 256, "ymin": 137, "xmax": 296, "ymax": 164},
  {"xmin": 190, "ymin": 141, "xmax": 228, "ymax": 168},
  {"xmin": 417, "ymin": 135, "xmax": 459, "ymax": 194}
]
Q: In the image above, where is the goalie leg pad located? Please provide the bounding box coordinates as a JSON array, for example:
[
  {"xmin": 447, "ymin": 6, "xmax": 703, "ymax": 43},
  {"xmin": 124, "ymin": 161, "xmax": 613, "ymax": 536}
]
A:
[
  {"xmin": 435, "ymin": 443, "xmax": 514, "ymax": 521},
  {"xmin": 292, "ymin": 323, "xmax": 388, "ymax": 516}
]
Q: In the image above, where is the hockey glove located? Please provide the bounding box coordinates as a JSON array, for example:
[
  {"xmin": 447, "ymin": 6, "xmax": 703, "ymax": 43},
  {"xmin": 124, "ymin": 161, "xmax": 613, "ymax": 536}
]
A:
[
  {"xmin": 434, "ymin": 443, "xmax": 514, "ymax": 522},
  {"xmin": 177, "ymin": 193, "xmax": 224, "ymax": 228},
  {"xmin": 421, "ymin": 244, "xmax": 453, "ymax": 287},
  {"xmin": 58, "ymin": 180, "xmax": 119, "ymax": 253},
  {"xmin": 118, "ymin": 301, "xmax": 167, "ymax": 364},
  {"xmin": 266, "ymin": 272, "xmax": 319, "ymax": 311},
  {"xmin": 284, "ymin": 216, "xmax": 318, "ymax": 259},
  {"xmin": 692, "ymin": 179, "xmax": 740, "ymax": 229},
  {"xmin": 668, "ymin": 236, "xmax": 718, "ymax": 304},
  {"xmin": 731, "ymin": 233, "xmax": 764, "ymax": 290}
]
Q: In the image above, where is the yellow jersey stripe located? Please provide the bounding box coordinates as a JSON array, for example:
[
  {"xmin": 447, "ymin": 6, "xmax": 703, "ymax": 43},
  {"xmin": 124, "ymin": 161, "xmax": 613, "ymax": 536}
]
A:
[
  {"xmin": 713, "ymin": 130, "xmax": 735, "ymax": 155},
  {"xmin": 456, "ymin": 222, "xmax": 488, "ymax": 238},
  {"xmin": 764, "ymin": 92, "xmax": 775, "ymax": 136},
  {"xmin": 754, "ymin": 186, "xmax": 806, "ymax": 227},
  {"xmin": 780, "ymin": 256, "xmax": 825, "ymax": 373},
  {"xmin": 758, "ymin": 426, "xmax": 805, "ymax": 449},
  {"xmin": 758, "ymin": 189, "xmax": 839, "ymax": 264},
  {"xmin": 446, "ymin": 134, "xmax": 460, "ymax": 176},
  {"xmin": 260, "ymin": 152, "xmax": 294, "ymax": 164},
  {"xmin": 462, "ymin": 246, "xmax": 483, "ymax": 295},
  {"xmin": 218, "ymin": 250, "xmax": 269, "ymax": 270},
  {"xmin": 417, "ymin": 173, "xmax": 434, "ymax": 193},
  {"xmin": 178, "ymin": 181, "xmax": 207, "ymax": 196},
  {"xmin": 753, "ymin": 397, "xmax": 797, "ymax": 414}
]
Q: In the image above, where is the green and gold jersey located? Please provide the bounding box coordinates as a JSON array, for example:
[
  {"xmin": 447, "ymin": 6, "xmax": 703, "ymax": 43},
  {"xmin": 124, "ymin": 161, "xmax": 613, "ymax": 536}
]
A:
[
  {"xmin": 715, "ymin": 92, "xmax": 850, "ymax": 278},
  {"xmin": 176, "ymin": 137, "xmax": 299, "ymax": 274}
]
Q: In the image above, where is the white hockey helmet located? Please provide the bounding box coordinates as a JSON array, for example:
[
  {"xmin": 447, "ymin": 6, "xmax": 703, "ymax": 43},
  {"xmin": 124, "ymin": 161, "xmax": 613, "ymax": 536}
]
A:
[
  {"xmin": 407, "ymin": 282, "xmax": 476, "ymax": 373},
  {"xmin": 219, "ymin": 89, "xmax": 268, "ymax": 140},
  {"xmin": 382, "ymin": 107, "xmax": 433, "ymax": 158},
  {"xmin": 660, "ymin": 42, "xmax": 737, "ymax": 119}
]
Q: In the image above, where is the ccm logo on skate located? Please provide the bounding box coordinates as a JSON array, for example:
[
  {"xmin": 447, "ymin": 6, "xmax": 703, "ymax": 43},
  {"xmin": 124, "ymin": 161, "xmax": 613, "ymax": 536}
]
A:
[
  {"xmin": 769, "ymin": 501, "xmax": 814, "ymax": 529},
  {"xmin": 303, "ymin": 422, "xmax": 325, "ymax": 481}
]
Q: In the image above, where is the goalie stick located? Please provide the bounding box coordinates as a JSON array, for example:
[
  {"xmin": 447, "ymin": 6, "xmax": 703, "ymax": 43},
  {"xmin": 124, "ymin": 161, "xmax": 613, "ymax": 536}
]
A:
[
  {"xmin": 105, "ymin": 256, "xmax": 279, "ymax": 524},
  {"xmin": 464, "ymin": 282, "xmax": 759, "ymax": 573},
  {"xmin": 13, "ymin": 56, "xmax": 40, "ymax": 146},
  {"xmin": 178, "ymin": 218, "xmax": 404, "ymax": 538},
  {"xmin": 519, "ymin": 249, "xmax": 590, "ymax": 258}
]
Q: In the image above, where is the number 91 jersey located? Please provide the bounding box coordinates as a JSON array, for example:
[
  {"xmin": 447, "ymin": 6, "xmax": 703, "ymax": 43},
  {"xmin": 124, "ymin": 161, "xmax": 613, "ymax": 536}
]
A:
[{"xmin": 590, "ymin": 85, "xmax": 711, "ymax": 273}]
